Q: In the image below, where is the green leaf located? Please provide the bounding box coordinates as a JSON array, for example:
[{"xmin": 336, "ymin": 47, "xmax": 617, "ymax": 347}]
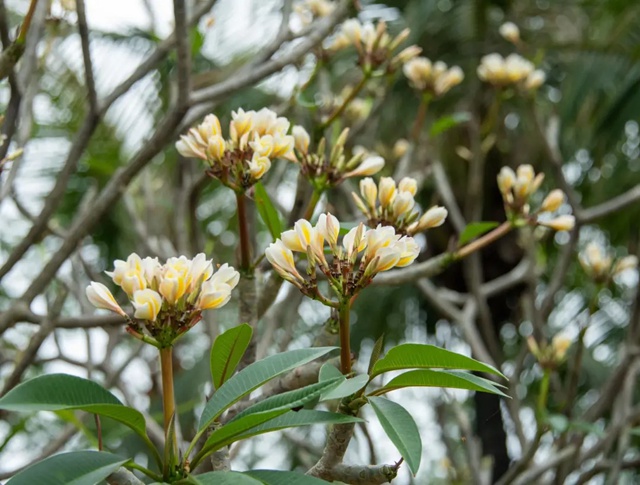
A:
[
  {"xmin": 233, "ymin": 377, "xmax": 343, "ymax": 421},
  {"xmin": 211, "ymin": 323, "xmax": 253, "ymax": 390},
  {"xmin": 5, "ymin": 451, "xmax": 128, "ymax": 485},
  {"xmin": 368, "ymin": 335, "xmax": 385, "ymax": 375},
  {"xmin": 546, "ymin": 413, "xmax": 569, "ymax": 433},
  {"xmin": 429, "ymin": 112, "xmax": 471, "ymax": 137},
  {"xmin": 234, "ymin": 410, "xmax": 363, "ymax": 442},
  {"xmin": 0, "ymin": 374, "xmax": 148, "ymax": 438},
  {"xmin": 458, "ymin": 222, "xmax": 499, "ymax": 246},
  {"xmin": 321, "ymin": 375, "xmax": 369, "ymax": 401},
  {"xmin": 191, "ymin": 471, "xmax": 263, "ymax": 485},
  {"xmin": 371, "ymin": 344, "xmax": 504, "ymax": 379},
  {"xmin": 198, "ymin": 347, "xmax": 336, "ymax": 431},
  {"xmin": 254, "ymin": 182, "xmax": 283, "ymax": 240},
  {"xmin": 368, "ymin": 397, "xmax": 422, "ymax": 475},
  {"xmin": 370, "ymin": 369, "xmax": 508, "ymax": 397},
  {"xmin": 205, "ymin": 410, "xmax": 361, "ymax": 454},
  {"xmin": 246, "ymin": 469, "xmax": 332, "ymax": 484},
  {"xmin": 202, "ymin": 409, "xmax": 290, "ymax": 453}
]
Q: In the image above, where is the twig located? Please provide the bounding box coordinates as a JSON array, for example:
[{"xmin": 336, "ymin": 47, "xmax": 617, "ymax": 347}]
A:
[
  {"xmin": 172, "ymin": 0, "xmax": 191, "ymax": 108},
  {"xmin": 75, "ymin": 0, "xmax": 98, "ymax": 114}
]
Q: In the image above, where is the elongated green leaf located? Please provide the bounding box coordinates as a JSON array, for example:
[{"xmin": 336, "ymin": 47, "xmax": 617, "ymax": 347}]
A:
[
  {"xmin": 371, "ymin": 369, "xmax": 508, "ymax": 397},
  {"xmin": 458, "ymin": 221, "xmax": 499, "ymax": 246},
  {"xmin": 0, "ymin": 374, "xmax": 147, "ymax": 438},
  {"xmin": 192, "ymin": 471, "xmax": 263, "ymax": 485},
  {"xmin": 202, "ymin": 409, "xmax": 290, "ymax": 453},
  {"xmin": 254, "ymin": 182, "xmax": 282, "ymax": 240},
  {"xmin": 368, "ymin": 397, "xmax": 422, "ymax": 475},
  {"xmin": 429, "ymin": 112, "xmax": 471, "ymax": 137},
  {"xmin": 205, "ymin": 409, "xmax": 362, "ymax": 454},
  {"xmin": 246, "ymin": 469, "xmax": 332, "ymax": 484},
  {"xmin": 371, "ymin": 344, "xmax": 504, "ymax": 379},
  {"xmin": 321, "ymin": 375, "xmax": 369, "ymax": 401},
  {"xmin": 368, "ymin": 335, "xmax": 385, "ymax": 375},
  {"xmin": 235, "ymin": 410, "xmax": 363, "ymax": 442},
  {"xmin": 198, "ymin": 347, "xmax": 336, "ymax": 431},
  {"xmin": 211, "ymin": 323, "xmax": 253, "ymax": 390},
  {"xmin": 5, "ymin": 451, "xmax": 128, "ymax": 485},
  {"xmin": 318, "ymin": 362, "xmax": 342, "ymax": 381},
  {"xmin": 233, "ymin": 377, "xmax": 343, "ymax": 421}
]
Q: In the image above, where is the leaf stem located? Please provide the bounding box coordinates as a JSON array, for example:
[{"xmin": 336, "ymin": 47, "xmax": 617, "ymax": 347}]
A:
[
  {"xmin": 125, "ymin": 460, "xmax": 164, "ymax": 482},
  {"xmin": 94, "ymin": 414, "xmax": 102, "ymax": 451},
  {"xmin": 537, "ymin": 369, "xmax": 551, "ymax": 422},
  {"xmin": 339, "ymin": 300, "xmax": 351, "ymax": 375},
  {"xmin": 17, "ymin": 0, "xmax": 39, "ymax": 44},
  {"xmin": 235, "ymin": 192, "xmax": 252, "ymax": 273},
  {"xmin": 410, "ymin": 93, "xmax": 431, "ymax": 142}
]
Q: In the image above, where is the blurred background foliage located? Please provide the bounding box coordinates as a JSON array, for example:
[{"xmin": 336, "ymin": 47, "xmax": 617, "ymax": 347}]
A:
[{"xmin": 1, "ymin": 0, "xmax": 639, "ymax": 483}]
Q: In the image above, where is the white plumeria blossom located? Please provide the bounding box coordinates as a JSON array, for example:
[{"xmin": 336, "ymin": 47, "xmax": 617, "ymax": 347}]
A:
[
  {"xmin": 87, "ymin": 253, "xmax": 238, "ymax": 326},
  {"xmin": 403, "ymin": 56, "xmax": 464, "ymax": 95},
  {"xmin": 343, "ymin": 155, "xmax": 385, "ymax": 178},
  {"xmin": 477, "ymin": 53, "xmax": 535, "ymax": 86},
  {"xmin": 176, "ymin": 108, "xmax": 294, "ymax": 184},
  {"xmin": 266, "ymin": 215, "xmax": 421, "ymax": 295}
]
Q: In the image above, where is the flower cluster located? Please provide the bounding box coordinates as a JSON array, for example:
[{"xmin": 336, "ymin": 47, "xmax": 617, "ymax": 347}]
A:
[
  {"xmin": 579, "ymin": 243, "xmax": 638, "ymax": 285},
  {"xmin": 176, "ymin": 108, "xmax": 294, "ymax": 189},
  {"xmin": 326, "ymin": 19, "xmax": 419, "ymax": 72},
  {"xmin": 497, "ymin": 164, "xmax": 575, "ymax": 231},
  {"xmin": 477, "ymin": 53, "xmax": 545, "ymax": 90},
  {"xmin": 403, "ymin": 57, "xmax": 464, "ymax": 97},
  {"xmin": 289, "ymin": 126, "xmax": 384, "ymax": 188},
  {"xmin": 265, "ymin": 214, "xmax": 420, "ymax": 301},
  {"xmin": 528, "ymin": 334, "xmax": 572, "ymax": 369},
  {"xmin": 86, "ymin": 253, "xmax": 239, "ymax": 346},
  {"xmin": 352, "ymin": 176, "xmax": 448, "ymax": 235}
]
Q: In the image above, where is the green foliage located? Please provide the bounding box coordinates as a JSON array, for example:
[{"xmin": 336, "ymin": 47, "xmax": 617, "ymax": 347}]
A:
[
  {"xmin": 5, "ymin": 451, "xmax": 128, "ymax": 485},
  {"xmin": 254, "ymin": 182, "xmax": 283, "ymax": 240},
  {"xmin": 210, "ymin": 323, "xmax": 253, "ymax": 390},
  {"xmin": 368, "ymin": 396, "xmax": 422, "ymax": 475},
  {"xmin": 370, "ymin": 344, "xmax": 505, "ymax": 379},
  {"xmin": 198, "ymin": 347, "xmax": 336, "ymax": 431},
  {"xmin": 458, "ymin": 222, "xmax": 500, "ymax": 246}
]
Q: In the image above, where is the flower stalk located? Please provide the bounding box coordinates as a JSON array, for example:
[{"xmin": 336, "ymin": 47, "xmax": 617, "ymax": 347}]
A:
[
  {"xmin": 160, "ymin": 346, "xmax": 178, "ymax": 477},
  {"xmin": 235, "ymin": 192, "xmax": 252, "ymax": 273},
  {"xmin": 338, "ymin": 299, "xmax": 351, "ymax": 375}
]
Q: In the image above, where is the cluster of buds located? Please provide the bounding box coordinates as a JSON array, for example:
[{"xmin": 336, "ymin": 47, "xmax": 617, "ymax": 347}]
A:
[
  {"xmin": 497, "ymin": 164, "xmax": 575, "ymax": 231},
  {"xmin": 477, "ymin": 53, "xmax": 545, "ymax": 91},
  {"xmin": 292, "ymin": 0, "xmax": 334, "ymax": 26},
  {"xmin": 265, "ymin": 213, "xmax": 420, "ymax": 302},
  {"xmin": 579, "ymin": 243, "xmax": 638, "ymax": 285},
  {"xmin": 176, "ymin": 108, "xmax": 294, "ymax": 190},
  {"xmin": 499, "ymin": 22, "xmax": 520, "ymax": 44},
  {"xmin": 86, "ymin": 253, "xmax": 239, "ymax": 346},
  {"xmin": 289, "ymin": 126, "xmax": 384, "ymax": 189},
  {"xmin": 528, "ymin": 334, "xmax": 572, "ymax": 369},
  {"xmin": 352, "ymin": 176, "xmax": 448, "ymax": 236},
  {"xmin": 403, "ymin": 57, "xmax": 464, "ymax": 97},
  {"xmin": 326, "ymin": 19, "xmax": 420, "ymax": 73}
]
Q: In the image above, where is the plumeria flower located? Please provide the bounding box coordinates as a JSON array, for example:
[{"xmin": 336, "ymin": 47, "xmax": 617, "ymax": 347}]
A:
[
  {"xmin": 403, "ymin": 57, "xmax": 464, "ymax": 96},
  {"xmin": 477, "ymin": 53, "xmax": 541, "ymax": 90},
  {"xmin": 579, "ymin": 243, "xmax": 638, "ymax": 285},
  {"xmin": 176, "ymin": 108, "xmax": 294, "ymax": 190},
  {"xmin": 352, "ymin": 176, "xmax": 448, "ymax": 236},
  {"xmin": 499, "ymin": 22, "xmax": 520, "ymax": 44},
  {"xmin": 86, "ymin": 253, "xmax": 239, "ymax": 347},
  {"xmin": 265, "ymin": 214, "xmax": 420, "ymax": 303}
]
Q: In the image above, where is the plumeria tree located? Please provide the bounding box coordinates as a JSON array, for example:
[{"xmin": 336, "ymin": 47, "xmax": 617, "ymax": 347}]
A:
[{"xmin": 1, "ymin": 1, "xmax": 639, "ymax": 484}]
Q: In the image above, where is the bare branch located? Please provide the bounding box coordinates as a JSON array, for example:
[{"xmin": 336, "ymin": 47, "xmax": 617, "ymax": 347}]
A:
[
  {"xmin": 172, "ymin": 0, "xmax": 191, "ymax": 108},
  {"xmin": 75, "ymin": 0, "xmax": 98, "ymax": 114}
]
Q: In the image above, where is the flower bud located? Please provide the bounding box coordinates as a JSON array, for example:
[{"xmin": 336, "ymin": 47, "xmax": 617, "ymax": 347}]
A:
[
  {"xmin": 540, "ymin": 215, "xmax": 575, "ymax": 232},
  {"xmin": 497, "ymin": 166, "xmax": 516, "ymax": 196},
  {"xmin": 525, "ymin": 70, "xmax": 546, "ymax": 91},
  {"xmin": 499, "ymin": 22, "xmax": 520, "ymax": 43},
  {"xmin": 551, "ymin": 334, "xmax": 571, "ymax": 362},
  {"xmin": 398, "ymin": 177, "xmax": 418, "ymax": 196},
  {"xmin": 344, "ymin": 155, "xmax": 385, "ymax": 178},
  {"xmin": 132, "ymin": 289, "xmax": 163, "ymax": 321},
  {"xmin": 265, "ymin": 239, "xmax": 304, "ymax": 283},
  {"xmin": 159, "ymin": 269, "xmax": 187, "ymax": 304},
  {"xmin": 392, "ymin": 191, "xmax": 415, "ymax": 217},
  {"xmin": 378, "ymin": 177, "xmax": 397, "ymax": 209},
  {"xmin": 540, "ymin": 189, "xmax": 564, "ymax": 213},
  {"xmin": 360, "ymin": 177, "xmax": 378, "ymax": 209},
  {"xmin": 417, "ymin": 205, "xmax": 448, "ymax": 230},
  {"xmin": 248, "ymin": 155, "xmax": 271, "ymax": 179},
  {"xmin": 86, "ymin": 282, "xmax": 126, "ymax": 316},
  {"xmin": 613, "ymin": 255, "xmax": 638, "ymax": 275},
  {"xmin": 393, "ymin": 139, "xmax": 410, "ymax": 159},
  {"xmin": 292, "ymin": 125, "xmax": 310, "ymax": 154},
  {"xmin": 316, "ymin": 212, "xmax": 339, "ymax": 247}
]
